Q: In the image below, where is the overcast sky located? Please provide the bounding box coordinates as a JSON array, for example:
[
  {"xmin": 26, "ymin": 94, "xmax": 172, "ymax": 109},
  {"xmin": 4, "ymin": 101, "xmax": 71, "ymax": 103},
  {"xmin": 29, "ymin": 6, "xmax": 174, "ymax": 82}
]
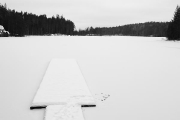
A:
[{"xmin": 1, "ymin": 0, "xmax": 180, "ymax": 30}]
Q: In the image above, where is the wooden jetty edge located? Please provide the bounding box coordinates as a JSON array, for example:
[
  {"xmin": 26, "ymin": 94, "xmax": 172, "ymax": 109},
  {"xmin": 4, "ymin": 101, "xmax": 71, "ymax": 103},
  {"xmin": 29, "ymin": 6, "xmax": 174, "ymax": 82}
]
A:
[{"xmin": 30, "ymin": 59, "xmax": 96, "ymax": 120}]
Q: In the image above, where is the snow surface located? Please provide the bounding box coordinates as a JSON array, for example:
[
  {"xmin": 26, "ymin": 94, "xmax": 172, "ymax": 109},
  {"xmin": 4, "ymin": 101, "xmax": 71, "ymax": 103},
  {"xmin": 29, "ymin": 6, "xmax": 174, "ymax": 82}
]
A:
[
  {"xmin": 0, "ymin": 36, "xmax": 180, "ymax": 120},
  {"xmin": 32, "ymin": 59, "xmax": 95, "ymax": 107},
  {"xmin": 45, "ymin": 105, "xmax": 84, "ymax": 120}
]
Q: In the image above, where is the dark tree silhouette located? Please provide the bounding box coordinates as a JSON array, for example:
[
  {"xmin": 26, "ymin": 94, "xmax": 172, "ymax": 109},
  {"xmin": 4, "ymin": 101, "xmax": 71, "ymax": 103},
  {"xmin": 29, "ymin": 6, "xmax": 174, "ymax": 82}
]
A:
[
  {"xmin": 167, "ymin": 5, "xmax": 180, "ymax": 40},
  {"xmin": 0, "ymin": 3, "xmax": 75, "ymax": 36}
]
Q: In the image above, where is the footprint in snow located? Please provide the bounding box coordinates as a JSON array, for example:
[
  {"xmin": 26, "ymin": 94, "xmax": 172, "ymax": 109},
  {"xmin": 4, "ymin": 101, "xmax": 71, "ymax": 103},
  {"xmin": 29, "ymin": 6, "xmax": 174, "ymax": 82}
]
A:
[{"xmin": 94, "ymin": 93, "xmax": 110, "ymax": 102}]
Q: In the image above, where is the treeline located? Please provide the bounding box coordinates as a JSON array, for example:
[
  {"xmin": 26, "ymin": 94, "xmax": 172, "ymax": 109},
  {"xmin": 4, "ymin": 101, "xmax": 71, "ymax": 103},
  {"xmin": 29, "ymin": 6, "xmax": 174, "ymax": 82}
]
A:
[
  {"xmin": 75, "ymin": 22, "xmax": 169, "ymax": 37},
  {"xmin": 0, "ymin": 3, "xmax": 75, "ymax": 36},
  {"xmin": 167, "ymin": 5, "xmax": 180, "ymax": 40}
]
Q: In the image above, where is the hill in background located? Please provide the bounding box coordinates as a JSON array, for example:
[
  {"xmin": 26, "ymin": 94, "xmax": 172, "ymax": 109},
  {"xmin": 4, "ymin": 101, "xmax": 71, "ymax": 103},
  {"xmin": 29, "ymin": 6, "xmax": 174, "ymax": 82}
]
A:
[{"xmin": 75, "ymin": 22, "xmax": 169, "ymax": 37}]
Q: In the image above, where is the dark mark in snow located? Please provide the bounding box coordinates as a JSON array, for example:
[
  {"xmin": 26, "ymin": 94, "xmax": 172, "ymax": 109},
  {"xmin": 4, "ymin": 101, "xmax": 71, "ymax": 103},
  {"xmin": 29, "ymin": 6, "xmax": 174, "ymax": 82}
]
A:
[
  {"xmin": 82, "ymin": 105, "xmax": 96, "ymax": 107},
  {"xmin": 30, "ymin": 106, "xmax": 46, "ymax": 110}
]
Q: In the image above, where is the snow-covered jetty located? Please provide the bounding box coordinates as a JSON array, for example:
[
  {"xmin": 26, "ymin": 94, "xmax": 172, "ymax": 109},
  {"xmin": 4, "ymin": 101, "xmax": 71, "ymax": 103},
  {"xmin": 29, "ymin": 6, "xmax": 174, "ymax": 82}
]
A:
[{"xmin": 31, "ymin": 59, "xmax": 96, "ymax": 120}]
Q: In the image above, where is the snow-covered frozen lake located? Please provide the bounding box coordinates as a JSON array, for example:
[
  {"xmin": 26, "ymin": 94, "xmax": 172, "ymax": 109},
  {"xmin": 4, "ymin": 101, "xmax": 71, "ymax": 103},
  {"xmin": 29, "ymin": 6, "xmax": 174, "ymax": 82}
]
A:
[{"xmin": 0, "ymin": 36, "xmax": 180, "ymax": 120}]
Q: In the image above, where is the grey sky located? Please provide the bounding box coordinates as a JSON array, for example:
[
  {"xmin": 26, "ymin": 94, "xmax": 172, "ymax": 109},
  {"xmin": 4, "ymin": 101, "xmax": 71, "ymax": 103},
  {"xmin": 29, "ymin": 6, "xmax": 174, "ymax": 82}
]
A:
[{"xmin": 1, "ymin": 0, "xmax": 180, "ymax": 29}]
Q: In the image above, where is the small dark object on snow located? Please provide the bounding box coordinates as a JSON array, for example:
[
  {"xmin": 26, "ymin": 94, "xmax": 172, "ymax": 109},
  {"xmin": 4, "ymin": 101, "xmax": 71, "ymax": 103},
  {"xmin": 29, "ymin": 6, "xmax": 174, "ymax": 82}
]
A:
[{"xmin": 30, "ymin": 106, "xmax": 46, "ymax": 110}]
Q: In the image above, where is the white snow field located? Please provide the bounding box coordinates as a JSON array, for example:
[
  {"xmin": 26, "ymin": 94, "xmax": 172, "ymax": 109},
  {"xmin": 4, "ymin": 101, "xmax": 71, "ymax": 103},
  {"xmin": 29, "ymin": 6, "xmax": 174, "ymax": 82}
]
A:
[{"xmin": 0, "ymin": 36, "xmax": 180, "ymax": 120}]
